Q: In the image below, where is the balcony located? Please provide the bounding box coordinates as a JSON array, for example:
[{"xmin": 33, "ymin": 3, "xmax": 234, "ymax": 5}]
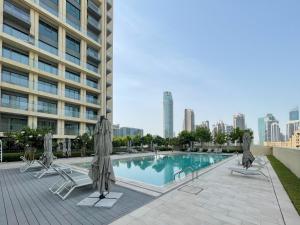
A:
[
  {"xmin": 106, "ymin": 108, "xmax": 112, "ymax": 113},
  {"xmin": 107, "ymin": 22, "xmax": 112, "ymax": 36},
  {"xmin": 107, "ymin": 0, "xmax": 112, "ymax": 10},
  {"xmin": 106, "ymin": 61, "xmax": 112, "ymax": 73},
  {"xmin": 3, "ymin": 1, "xmax": 31, "ymax": 29},
  {"xmin": 107, "ymin": 34, "xmax": 113, "ymax": 46},
  {"xmin": 106, "ymin": 80, "xmax": 112, "ymax": 87},
  {"xmin": 3, "ymin": 24, "xmax": 34, "ymax": 45},
  {"xmin": 107, "ymin": 47, "xmax": 112, "ymax": 60},
  {"xmin": 1, "ymin": 98, "xmax": 28, "ymax": 111},
  {"xmin": 107, "ymin": 9, "xmax": 112, "ymax": 22},
  {"xmin": 106, "ymin": 95, "xmax": 112, "ymax": 100},
  {"xmin": 88, "ymin": 0, "xmax": 101, "ymax": 19},
  {"xmin": 86, "ymin": 113, "xmax": 97, "ymax": 121},
  {"xmin": 87, "ymin": 16, "xmax": 101, "ymax": 34},
  {"xmin": 87, "ymin": 48, "xmax": 100, "ymax": 64}
]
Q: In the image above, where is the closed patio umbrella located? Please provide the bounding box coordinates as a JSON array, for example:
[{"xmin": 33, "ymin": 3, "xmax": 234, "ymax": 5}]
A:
[
  {"xmin": 89, "ymin": 116, "xmax": 115, "ymax": 198},
  {"xmin": 67, "ymin": 139, "xmax": 72, "ymax": 157},
  {"xmin": 242, "ymin": 132, "xmax": 255, "ymax": 169},
  {"xmin": 42, "ymin": 132, "xmax": 53, "ymax": 168},
  {"xmin": 63, "ymin": 139, "xmax": 67, "ymax": 156}
]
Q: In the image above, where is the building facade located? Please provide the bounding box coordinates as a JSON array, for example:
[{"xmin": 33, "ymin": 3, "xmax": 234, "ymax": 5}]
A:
[
  {"xmin": 286, "ymin": 120, "xmax": 300, "ymax": 140},
  {"xmin": 183, "ymin": 109, "xmax": 195, "ymax": 132},
  {"xmin": 265, "ymin": 129, "xmax": 300, "ymax": 149},
  {"xmin": 163, "ymin": 91, "xmax": 173, "ymax": 138},
  {"xmin": 258, "ymin": 117, "xmax": 265, "ymax": 145},
  {"xmin": 0, "ymin": 0, "xmax": 113, "ymax": 140},
  {"xmin": 289, "ymin": 107, "xmax": 299, "ymax": 121},
  {"xmin": 271, "ymin": 121, "xmax": 281, "ymax": 142},
  {"xmin": 212, "ymin": 121, "xmax": 225, "ymax": 134},
  {"xmin": 113, "ymin": 125, "xmax": 143, "ymax": 137},
  {"xmin": 233, "ymin": 113, "xmax": 245, "ymax": 130}
]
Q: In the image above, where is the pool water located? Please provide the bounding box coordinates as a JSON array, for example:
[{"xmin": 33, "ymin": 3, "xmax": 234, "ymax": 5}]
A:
[{"xmin": 75, "ymin": 153, "xmax": 230, "ymax": 187}]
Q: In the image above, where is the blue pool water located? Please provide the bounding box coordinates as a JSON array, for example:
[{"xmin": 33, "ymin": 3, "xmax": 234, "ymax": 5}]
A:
[{"xmin": 75, "ymin": 153, "xmax": 230, "ymax": 187}]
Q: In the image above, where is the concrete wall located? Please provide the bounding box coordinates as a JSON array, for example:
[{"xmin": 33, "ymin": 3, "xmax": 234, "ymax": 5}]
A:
[
  {"xmin": 273, "ymin": 147, "xmax": 300, "ymax": 178},
  {"xmin": 250, "ymin": 145, "xmax": 272, "ymax": 156}
]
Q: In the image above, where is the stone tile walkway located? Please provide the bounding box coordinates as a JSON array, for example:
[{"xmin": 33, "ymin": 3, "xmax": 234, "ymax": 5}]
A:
[{"xmin": 110, "ymin": 156, "xmax": 300, "ymax": 225}]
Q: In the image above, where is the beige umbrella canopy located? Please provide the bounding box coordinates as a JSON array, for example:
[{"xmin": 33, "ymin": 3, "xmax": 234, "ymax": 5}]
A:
[
  {"xmin": 241, "ymin": 132, "xmax": 255, "ymax": 169},
  {"xmin": 89, "ymin": 117, "xmax": 115, "ymax": 198},
  {"xmin": 42, "ymin": 132, "xmax": 53, "ymax": 168}
]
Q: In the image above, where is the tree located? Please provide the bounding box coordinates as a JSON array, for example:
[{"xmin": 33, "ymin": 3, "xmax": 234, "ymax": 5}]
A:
[
  {"xmin": 75, "ymin": 133, "xmax": 92, "ymax": 156},
  {"xmin": 132, "ymin": 135, "xmax": 142, "ymax": 146},
  {"xmin": 214, "ymin": 132, "xmax": 226, "ymax": 147},
  {"xmin": 153, "ymin": 135, "xmax": 165, "ymax": 146},
  {"xmin": 195, "ymin": 127, "xmax": 212, "ymax": 147},
  {"xmin": 229, "ymin": 128, "xmax": 254, "ymax": 145},
  {"xmin": 178, "ymin": 131, "xmax": 195, "ymax": 149}
]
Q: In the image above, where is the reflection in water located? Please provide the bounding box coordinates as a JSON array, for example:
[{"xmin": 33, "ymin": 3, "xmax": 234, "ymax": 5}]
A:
[{"xmin": 112, "ymin": 153, "xmax": 230, "ymax": 186}]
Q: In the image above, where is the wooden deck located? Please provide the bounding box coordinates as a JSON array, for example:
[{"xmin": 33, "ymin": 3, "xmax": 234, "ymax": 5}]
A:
[{"xmin": 0, "ymin": 168, "xmax": 154, "ymax": 225}]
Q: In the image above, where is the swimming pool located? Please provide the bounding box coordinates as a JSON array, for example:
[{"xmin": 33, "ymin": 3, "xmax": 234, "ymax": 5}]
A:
[{"xmin": 74, "ymin": 153, "xmax": 231, "ymax": 187}]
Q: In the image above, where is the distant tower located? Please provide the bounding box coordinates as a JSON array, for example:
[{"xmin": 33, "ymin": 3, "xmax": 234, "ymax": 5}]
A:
[
  {"xmin": 163, "ymin": 91, "xmax": 173, "ymax": 138},
  {"xmin": 233, "ymin": 113, "xmax": 246, "ymax": 130},
  {"xmin": 183, "ymin": 109, "xmax": 195, "ymax": 132},
  {"xmin": 289, "ymin": 107, "xmax": 299, "ymax": 121}
]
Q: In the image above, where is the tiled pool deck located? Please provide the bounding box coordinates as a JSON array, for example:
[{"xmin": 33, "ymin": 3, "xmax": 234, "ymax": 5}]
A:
[{"xmin": 0, "ymin": 153, "xmax": 299, "ymax": 225}]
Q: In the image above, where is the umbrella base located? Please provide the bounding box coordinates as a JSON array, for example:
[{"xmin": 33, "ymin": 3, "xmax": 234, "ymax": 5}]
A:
[{"xmin": 77, "ymin": 192, "xmax": 123, "ymax": 208}]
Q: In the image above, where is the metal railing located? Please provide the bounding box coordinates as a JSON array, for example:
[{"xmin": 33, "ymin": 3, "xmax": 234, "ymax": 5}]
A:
[{"xmin": 0, "ymin": 140, "xmax": 3, "ymax": 163}]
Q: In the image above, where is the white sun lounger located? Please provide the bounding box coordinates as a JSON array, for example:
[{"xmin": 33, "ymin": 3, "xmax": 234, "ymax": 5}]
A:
[
  {"xmin": 236, "ymin": 156, "xmax": 268, "ymax": 167},
  {"xmin": 20, "ymin": 156, "xmax": 42, "ymax": 173},
  {"xmin": 52, "ymin": 168, "xmax": 92, "ymax": 200},
  {"xmin": 34, "ymin": 160, "xmax": 72, "ymax": 179},
  {"xmin": 228, "ymin": 166, "xmax": 269, "ymax": 180}
]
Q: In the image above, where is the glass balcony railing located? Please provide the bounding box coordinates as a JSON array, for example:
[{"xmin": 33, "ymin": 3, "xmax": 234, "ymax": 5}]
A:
[
  {"xmin": 65, "ymin": 53, "xmax": 81, "ymax": 65},
  {"xmin": 3, "ymin": 24, "xmax": 34, "ymax": 44},
  {"xmin": 86, "ymin": 63, "xmax": 98, "ymax": 73},
  {"xmin": 86, "ymin": 113, "xmax": 97, "ymax": 120},
  {"xmin": 1, "ymin": 99, "xmax": 28, "ymax": 111},
  {"xmin": 86, "ymin": 95, "xmax": 98, "ymax": 104},
  {"xmin": 65, "ymin": 109, "xmax": 80, "ymax": 118},
  {"xmin": 66, "ymin": 17, "xmax": 81, "ymax": 31},
  {"xmin": 39, "ymin": 41, "xmax": 58, "ymax": 55},
  {"xmin": 86, "ymin": 79, "xmax": 98, "ymax": 89},
  {"xmin": 87, "ymin": 48, "xmax": 99, "ymax": 60},
  {"xmin": 87, "ymin": 30, "xmax": 100, "ymax": 42},
  {"xmin": 38, "ymin": 61, "xmax": 58, "ymax": 75},
  {"xmin": 2, "ymin": 47, "xmax": 29, "ymax": 65},
  {"xmin": 88, "ymin": 16, "xmax": 101, "ymax": 31},
  {"xmin": 37, "ymin": 103, "xmax": 57, "ymax": 114}
]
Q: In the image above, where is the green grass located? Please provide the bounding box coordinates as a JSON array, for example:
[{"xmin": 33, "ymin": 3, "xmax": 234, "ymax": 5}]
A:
[{"xmin": 268, "ymin": 155, "xmax": 300, "ymax": 215}]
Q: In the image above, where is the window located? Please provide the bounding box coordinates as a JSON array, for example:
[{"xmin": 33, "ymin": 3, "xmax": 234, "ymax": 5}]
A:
[
  {"xmin": 1, "ymin": 91, "xmax": 28, "ymax": 110},
  {"xmin": 65, "ymin": 104, "xmax": 80, "ymax": 118},
  {"xmin": 86, "ymin": 108, "xmax": 97, "ymax": 120},
  {"xmin": 39, "ymin": 0, "xmax": 58, "ymax": 16},
  {"xmin": 66, "ymin": 35, "xmax": 80, "ymax": 65},
  {"xmin": 38, "ymin": 59, "xmax": 58, "ymax": 75},
  {"xmin": 65, "ymin": 122, "xmax": 79, "ymax": 135},
  {"xmin": 1, "ymin": 67, "xmax": 29, "ymax": 87},
  {"xmin": 66, "ymin": 1, "xmax": 81, "ymax": 30},
  {"xmin": 87, "ymin": 29, "xmax": 99, "ymax": 42},
  {"xmin": 86, "ymin": 123, "xmax": 95, "ymax": 135},
  {"xmin": 0, "ymin": 113, "xmax": 27, "ymax": 132},
  {"xmin": 37, "ymin": 98, "xmax": 57, "ymax": 114},
  {"xmin": 2, "ymin": 45, "xmax": 29, "ymax": 64},
  {"xmin": 65, "ymin": 86, "xmax": 80, "ymax": 100},
  {"xmin": 38, "ymin": 78, "xmax": 58, "ymax": 94},
  {"xmin": 86, "ymin": 62, "xmax": 98, "ymax": 73},
  {"xmin": 39, "ymin": 20, "xmax": 58, "ymax": 55},
  {"xmin": 37, "ymin": 118, "xmax": 57, "ymax": 134},
  {"xmin": 86, "ymin": 77, "xmax": 98, "ymax": 88},
  {"xmin": 86, "ymin": 92, "xmax": 98, "ymax": 104},
  {"xmin": 65, "ymin": 70, "xmax": 80, "ymax": 83}
]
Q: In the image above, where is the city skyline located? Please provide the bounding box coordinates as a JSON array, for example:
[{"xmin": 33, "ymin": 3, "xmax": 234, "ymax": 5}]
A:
[{"xmin": 113, "ymin": 0, "xmax": 300, "ymax": 143}]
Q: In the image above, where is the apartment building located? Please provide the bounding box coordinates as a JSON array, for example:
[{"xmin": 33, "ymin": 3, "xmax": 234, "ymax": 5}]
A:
[{"xmin": 0, "ymin": 0, "xmax": 113, "ymax": 140}]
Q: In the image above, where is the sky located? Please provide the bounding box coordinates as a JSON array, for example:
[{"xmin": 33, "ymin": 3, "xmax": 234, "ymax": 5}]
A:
[{"xmin": 113, "ymin": 0, "xmax": 300, "ymax": 143}]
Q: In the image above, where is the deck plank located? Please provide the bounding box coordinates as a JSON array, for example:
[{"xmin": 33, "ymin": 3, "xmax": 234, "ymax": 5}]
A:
[
  {"xmin": 0, "ymin": 170, "xmax": 8, "ymax": 225},
  {"xmin": 0, "ymin": 167, "xmax": 154, "ymax": 225},
  {"xmin": 3, "ymin": 169, "xmax": 29, "ymax": 225}
]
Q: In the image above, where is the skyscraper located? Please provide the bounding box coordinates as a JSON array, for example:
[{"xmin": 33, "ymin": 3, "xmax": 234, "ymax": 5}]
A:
[
  {"xmin": 233, "ymin": 113, "xmax": 246, "ymax": 130},
  {"xmin": 212, "ymin": 121, "xmax": 225, "ymax": 134},
  {"xmin": 289, "ymin": 107, "xmax": 299, "ymax": 121},
  {"xmin": 183, "ymin": 109, "xmax": 195, "ymax": 132},
  {"xmin": 163, "ymin": 91, "xmax": 173, "ymax": 138},
  {"xmin": 0, "ymin": 0, "xmax": 113, "ymax": 140},
  {"xmin": 258, "ymin": 117, "xmax": 266, "ymax": 145},
  {"xmin": 286, "ymin": 120, "xmax": 300, "ymax": 140},
  {"xmin": 264, "ymin": 114, "xmax": 278, "ymax": 142},
  {"xmin": 271, "ymin": 121, "xmax": 281, "ymax": 142}
]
